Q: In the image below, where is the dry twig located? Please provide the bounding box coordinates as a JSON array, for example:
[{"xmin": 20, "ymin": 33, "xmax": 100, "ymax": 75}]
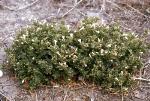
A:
[
  {"xmin": 133, "ymin": 77, "xmax": 150, "ymax": 82},
  {"xmin": 0, "ymin": 91, "xmax": 10, "ymax": 101},
  {"xmin": 106, "ymin": 0, "xmax": 126, "ymax": 11},
  {"xmin": 0, "ymin": 0, "xmax": 39, "ymax": 11},
  {"xmin": 16, "ymin": 0, "xmax": 39, "ymax": 11},
  {"xmin": 63, "ymin": 90, "xmax": 68, "ymax": 101},
  {"xmin": 126, "ymin": 4, "xmax": 150, "ymax": 19},
  {"xmin": 62, "ymin": 0, "xmax": 83, "ymax": 17}
]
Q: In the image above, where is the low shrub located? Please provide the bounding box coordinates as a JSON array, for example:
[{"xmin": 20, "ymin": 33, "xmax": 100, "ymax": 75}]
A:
[{"xmin": 6, "ymin": 18, "xmax": 149, "ymax": 92}]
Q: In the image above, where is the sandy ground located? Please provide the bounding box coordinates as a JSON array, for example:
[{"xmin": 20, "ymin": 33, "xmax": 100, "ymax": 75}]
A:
[{"xmin": 0, "ymin": 0, "xmax": 150, "ymax": 101}]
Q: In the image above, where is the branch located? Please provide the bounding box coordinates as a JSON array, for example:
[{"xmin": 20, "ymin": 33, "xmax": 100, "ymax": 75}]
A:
[
  {"xmin": 106, "ymin": 0, "xmax": 126, "ymax": 11},
  {"xmin": 133, "ymin": 77, "xmax": 150, "ymax": 82},
  {"xmin": 0, "ymin": 91, "xmax": 10, "ymax": 101},
  {"xmin": 62, "ymin": 0, "xmax": 83, "ymax": 17},
  {"xmin": 126, "ymin": 4, "xmax": 150, "ymax": 19},
  {"xmin": 16, "ymin": 0, "xmax": 39, "ymax": 11},
  {"xmin": 0, "ymin": 0, "xmax": 39, "ymax": 11}
]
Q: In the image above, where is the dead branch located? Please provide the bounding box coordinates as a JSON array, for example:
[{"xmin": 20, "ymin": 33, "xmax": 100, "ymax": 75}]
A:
[
  {"xmin": 126, "ymin": 4, "xmax": 150, "ymax": 19},
  {"xmin": 63, "ymin": 90, "xmax": 68, "ymax": 101},
  {"xmin": 106, "ymin": 0, "xmax": 126, "ymax": 11},
  {"xmin": 133, "ymin": 77, "xmax": 150, "ymax": 82},
  {"xmin": 0, "ymin": 0, "xmax": 39, "ymax": 11},
  {"xmin": 62, "ymin": 0, "xmax": 83, "ymax": 17},
  {"xmin": 76, "ymin": 9, "xmax": 87, "ymax": 17},
  {"xmin": 0, "ymin": 1, "xmax": 15, "ymax": 11},
  {"xmin": 16, "ymin": 0, "xmax": 39, "ymax": 11},
  {"xmin": 0, "ymin": 91, "xmax": 10, "ymax": 101}
]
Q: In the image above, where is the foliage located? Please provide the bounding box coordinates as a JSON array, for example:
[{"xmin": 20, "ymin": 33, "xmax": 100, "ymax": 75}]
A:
[{"xmin": 6, "ymin": 18, "xmax": 149, "ymax": 92}]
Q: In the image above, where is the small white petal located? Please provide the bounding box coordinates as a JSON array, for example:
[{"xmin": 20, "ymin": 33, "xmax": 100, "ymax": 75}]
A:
[
  {"xmin": 70, "ymin": 33, "xmax": 73, "ymax": 38},
  {"xmin": 66, "ymin": 25, "xmax": 70, "ymax": 30},
  {"xmin": 62, "ymin": 36, "xmax": 65, "ymax": 40},
  {"xmin": 32, "ymin": 57, "xmax": 35, "ymax": 60},
  {"xmin": 78, "ymin": 39, "xmax": 81, "ymax": 43},
  {"xmin": 54, "ymin": 40, "xmax": 57, "ymax": 45},
  {"xmin": 101, "ymin": 49, "xmax": 104, "ymax": 54},
  {"xmin": 123, "ymin": 33, "xmax": 128, "ymax": 36},
  {"xmin": 22, "ymin": 79, "xmax": 25, "ymax": 83},
  {"xmin": 98, "ymin": 38, "xmax": 100, "ymax": 42},
  {"xmin": 107, "ymin": 44, "xmax": 111, "ymax": 47},
  {"xmin": 115, "ymin": 77, "xmax": 119, "ymax": 81},
  {"xmin": 96, "ymin": 30, "xmax": 100, "ymax": 33}
]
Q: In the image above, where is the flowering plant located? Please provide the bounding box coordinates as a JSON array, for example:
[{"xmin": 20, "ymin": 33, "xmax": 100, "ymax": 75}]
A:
[{"xmin": 6, "ymin": 18, "xmax": 149, "ymax": 92}]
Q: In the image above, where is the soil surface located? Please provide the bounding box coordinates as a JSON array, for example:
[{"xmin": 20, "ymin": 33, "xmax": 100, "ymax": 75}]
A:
[{"xmin": 0, "ymin": 0, "xmax": 150, "ymax": 101}]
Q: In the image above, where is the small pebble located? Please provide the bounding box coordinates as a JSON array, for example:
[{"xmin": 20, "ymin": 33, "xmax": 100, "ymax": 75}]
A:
[{"xmin": 0, "ymin": 70, "xmax": 3, "ymax": 77}]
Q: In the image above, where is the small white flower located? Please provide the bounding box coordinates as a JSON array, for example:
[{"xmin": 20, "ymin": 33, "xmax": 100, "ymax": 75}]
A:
[
  {"xmin": 22, "ymin": 79, "xmax": 25, "ymax": 83},
  {"xmin": 84, "ymin": 64, "xmax": 87, "ymax": 67},
  {"xmin": 123, "ymin": 87, "xmax": 128, "ymax": 91},
  {"xmin": 113, "ymin": 51, "xmax": 117, "ymax": 56},
  {"xmin": 54, "ymin": 40, "xmax": 57, "ymax": 45},
  {"xmin": 107, "ymin": 44, "xmax": 111, "ymax": 47},
  {"xmin": 101, "ymin": 49, "xmax": 104, "ymax": 54},
  {"xmin": 37, "ymin": 27, "xmax": 42, "ymax": 31},
  {"xmin": 96, "ymin": 30, "xmax": 100, "ymax": 33},
  {"xmin": 31, "ymin": 39, "xmax": 35, "ymax": 42},
  {"xmin": 125, "ymin": 36, "xmax": 128, "ymax": 40},
  {"xmin": 78, "ymin": 39, "xmax": 81, "ymax": 43},
  {"xmin": 98, "ymin": 38, "xmax": 100, "ymax": 42},
  {"xmin": 63, "ymin": 62, "xmax": 67, "ymax": 65},
  {"xmin": 110, "ymin": 60, "xmax": 113, "ymax": 62},
  {"xmin": 56, "ymin": 51, "xmax": 61, "ymax": 56},
  {"xmin": 89, "ymin": 54, "xmax": 92, "ymax": 58},
  {"xmin": 51, "ymin": 24, "xmax": 54, "ymax": 27},
  {"xmin": 68, "ymin": 78, "xmax": 71, "ymax": 81},
  {"xmin": 62, "ymin": 36, "xmax": 65, "ymax": 40},
  {"xmin": 70, "ymin": 33, "xmax": 73, "ymax": 38},
  {"xmin": 92, "ymin": 52, "xmax": 95, "ymax": 55},
  {"xmin": 101, "ymin": 18, "xmax": 106, "ymax": 25},
  {"xmin": 140, "ymin": 52, "xmax": 143, "ymax": 54},
  {"xmin": 123, "ymin": 33, "xmax": 128, "ymax": 36},
  {"xmin": 104, "ymin": 50, "xmax": 108, "ymax": 54},
  {"xmin": 115, "ymin": 77, "xmax": 119, "ymax": 81},
  {"xmin": 131, "ymin": 32, "xmax": 135, "ymax": 35},
  {"xmin": 21, "ymin": 34, "xmax": 27, "ymax": 40},
  {"xmin": 32, "ymin": 57, "xmax": 35, "ymax": 60},
  {"xmin": 66, "ymin": 25, "xmax": 70, "ymax": 30},
  {"xmin": 30, "ymin": 46, "xmax": 34, "ymax": 50},
  {"xmin": 121, "ymin": 71, "xmax": 123, "ymax": 75},
  {"xmin": 0, "ymin": 70, "xmax": 3, "ymax": 77}
]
